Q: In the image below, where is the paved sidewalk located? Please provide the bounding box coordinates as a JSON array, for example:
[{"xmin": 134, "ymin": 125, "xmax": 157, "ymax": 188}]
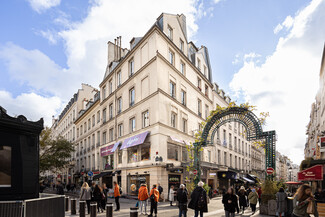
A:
[{"xmin": 65, "ymin": 197, "xmax": 269, "ymax": 217}]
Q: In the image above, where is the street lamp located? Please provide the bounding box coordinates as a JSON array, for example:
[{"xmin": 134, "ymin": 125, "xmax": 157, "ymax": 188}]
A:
[{"xmin": 289, "ymin": 166, "xmax": 293, "ymax": 181}]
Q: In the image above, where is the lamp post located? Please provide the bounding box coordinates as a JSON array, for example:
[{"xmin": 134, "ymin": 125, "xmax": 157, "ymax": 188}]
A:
[{"xmin": 289, "ymin": 166, "xmax": 293, "ymax": 181}]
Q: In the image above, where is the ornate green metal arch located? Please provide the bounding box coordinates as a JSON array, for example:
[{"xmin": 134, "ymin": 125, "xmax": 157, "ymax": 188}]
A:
[{"xmin": 193, "ymin": 106, "xmax": 276, "ymax": 184}]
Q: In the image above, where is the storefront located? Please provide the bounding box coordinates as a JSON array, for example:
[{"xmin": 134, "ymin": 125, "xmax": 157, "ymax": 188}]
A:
[
  {"xmin": 127, "ymin": 174, "xmax": 150, "ymax": 196},
  {"xmin": 217, "ymin": 171, "xmax": 238, "ymax": 190},
  {"xmin": 168, "ymin": 174, "xmax": 181, "ymax": 193}
]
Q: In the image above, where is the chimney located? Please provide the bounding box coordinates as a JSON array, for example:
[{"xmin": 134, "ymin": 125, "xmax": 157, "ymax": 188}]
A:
[
  {"xmin": 119, "ymin": 36, "xmax": 122, "ymax": 60},
  {"xmin": 114, "ymin": 38, "xmax": 117, "ymax": 61},
  {"xmin": 52, "ymin": 115, "xmax": 55, "ymax": 125}
]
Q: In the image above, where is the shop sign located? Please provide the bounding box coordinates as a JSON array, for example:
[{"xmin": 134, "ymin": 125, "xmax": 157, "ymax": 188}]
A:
[
  {"xmin": 100, "ymin": 144, "xmax": 115, "ymax": 157},
  {"xmin": 121, "ymin": 131, "xmax": 149, "ymax": 150},
  {"xmin": 209, "ymin": 173, "xmax": 216, "ymax": 176},
  {"xmin": 298, "ymin": 165, "xmax": 323, "ymax": 181},
  {"xmin": 130, "ymin": 176, "xmax": 147, "ymax": 181},
  {"xmin": 169, "ymin": 176, "xmax": 180, "ymax": 182}
]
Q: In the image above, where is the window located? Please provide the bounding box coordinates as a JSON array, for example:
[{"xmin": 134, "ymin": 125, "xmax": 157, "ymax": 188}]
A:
[
  {"xmin": 229, "ymin": 133, "xmax": 232, "ymax": 147},
  {"xmin": 102, "ymin": 86, "xmax": 106, "ymax": 99},
  {"xmin": 117, "ymin": 97, "xmax": 122, "ymax": 114},
  {"xmin": 205, "ymin": 105, "xmax": 209, "ymax": 119},
  {"xmin": 230, "ymin": 154, "xmax": 232, "ymax": 167},
  {"xmin": 235, "ymin": 156, "xmax": 237, "ymax": 169},
  {"xmin": 77, "ymin": 128, "xmax": 79, "ymax": 138},
  {"xmin": 109, "ymin": 79, "xmax": 113, "ymax": 95},
  {"xmin": 204, "ymin": 66, "xmax": 207, "ymax": 77},
  {"xmin": 197, "ymin": 58, "xmax": 201, "ymax": 70},
  {"xmin": 129, "ymin": 117, "xmax": 136, "ymax": 133},
  {"xmin": 208, "ymin": 150, "xmax": 211, "ymax": 162},
  {"xmin": 218, "ymin": 150, "xmax": 221, "ymax": 164},
  {"xmin": 198, "ymin": 99, "xmax": 202, "ymax": 117},
  {"xmin": 102, "ymin": 131, "xmax": 107, "ymax": 145},
  {"xmin": 84, "ymin": 122, "xmax": 86, "ymax": 133},
  {"xmin": 129, "ymin": 88, "xmax": 135, "ymax": 106},
  {"xmin": 223, "ymin": 130, "xmax": 226, "ymax": 145},
  {"xmin": 88, "ymin": 119, "xmax": 91, "ymax": 130},
  {"xmin": 103, "ymin": 108, "xmax": 107, "ymax": 123},
  {"xmin": 197, "ymin": 78, "xmax": 201, "ymax": 90},
  {"xmin": 109, "ymin": 128, "xmax": 114, "ymax": 142},
  {"xmin": 129, "ymin": 58, "xmax": 134, "ymax": 76},
  {"xmin": 80, "ymin": 126, "xmax": 83, "ymax": 135},
  {"xmin": 180, "ymin": 61, "xmax": 185, "ymax": 75},
  {"xmin": 92, "ymin": 134, "xmax": 95, "ymax": 146},
  {"xmin": 182, "ymin": 147, "xmax": 188, "ymax": 162},
  {"xmin": 205, "ymin": 85, "xmax": 209, "ymax": 97},
  {"xmin": 118, "ymin": 148, "xmax": 122, "ymax": 164},
  {"xmin": 142, "ymin": 110, "xmax": 149, "ymax": 128},
  {"xmin": 180, "ymin": 39, "xmax": 184, "ymax": 52},
  {"xmin": 117, "ymin": 71, "xmax": 121, "ymax": 87},
  {"xmin": 128, "ymin": 146, "xmax": 138, "ymax": 163},
  {"xmin": 168, "ymin": 143, "xmax": 179, "ymax": 161},
  {"xmin": 234, "ymin": 136, "xmax": 237, "ymax": 151},
  {"xmin": 97, "ymin": 111, "xmax": 100, "ymax": 123},
  {"xmin": 171, "ymin": 112, "xmax": 177, "ymax": 128},
  {"xmin": 92, "ymin": 115, "xmax": 95, "ymax": 127},
  {"xmin": 170, "ymin": 81, "xmax": 176, "ymax": 98},
  {"xmin": 224, "ymin": 152, "xmax": 227, "ymax": 165},
  {"xmin": 118, "ymin": 124, "xmax": 123, "ymax": 137},
  {"xmin": 182, "ymin": 118, "xmax": 187, "ymax": 133},
  {"xmin": 109, "ymin": 103, "xmax": 113, "ymax": 120},
  {"xmin": 181, "ymin": 90, "xmax": 186, "ymax": 106},
  {"xmin": 169, "ymin": 50, "xmax": 174, "ymax": 65},
  {"xmin": 167, "ymin": 25, "xmax": 173, "ymax": 40},
  {"xmin": 141, "ymin": 145, "xmax": 150, "ymax": 161}
]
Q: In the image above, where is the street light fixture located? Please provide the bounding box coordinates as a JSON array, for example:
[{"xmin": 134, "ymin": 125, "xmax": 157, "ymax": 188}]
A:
[{"xmin": 289, "ymin": 166, "xmax": 293, "ymax": 181}]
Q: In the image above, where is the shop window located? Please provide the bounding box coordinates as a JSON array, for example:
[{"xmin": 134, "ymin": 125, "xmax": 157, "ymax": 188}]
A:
[
  {"xmin": 141, "ymin": 145, "xmax": 150, "ymax": 161},
  {"xmin": 102, "ymin": 154, "xmax": 114, "ymax": 170},
  {"xmin": 168, "ymin": 143, "xmax": 179, "ymax": 161},
  {"xmin": 128, "ymin": 146, "xmax": 138, "ymax": 163}
]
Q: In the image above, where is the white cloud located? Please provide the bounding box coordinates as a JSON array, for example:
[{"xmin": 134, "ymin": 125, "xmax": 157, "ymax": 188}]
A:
[
  {"xmin": 274, "ymin": 15, "xmax": 294, "ymax": 34},
  {"xmin": 0, "ymin": 91, "xmax": 62, "ymax": 126},
  {"xmin": 230, "ymin": 0, "xmax": 325, "ymax": 164},
  {"xmin": 38, "ymin": 30, "xmax": 58, "ymax": 44},
  {"xmin": 27, "ymin": 0, "xmax": 61, "ymax": 13}
]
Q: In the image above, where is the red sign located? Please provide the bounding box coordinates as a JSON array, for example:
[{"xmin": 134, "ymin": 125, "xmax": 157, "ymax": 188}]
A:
[
  {"xmin": 266, "ymin": 167, "xmax": 274, "ymax": 175},
  {"xmin": 193, "ymin": 170, "xmax": 198, "ymax": 175},
  {"xmin": 321, "ymin": 137, "xmax": 325, "ymax": 148},
  {"xmin": 298, "ymin": 165, "xmax": 323, "ymax": 181}
]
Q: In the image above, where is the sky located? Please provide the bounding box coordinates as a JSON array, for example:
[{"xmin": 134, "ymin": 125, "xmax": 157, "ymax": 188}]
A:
[{"xmin": 1, "ymin": 0, "xmax": 325, "ymax": 164}]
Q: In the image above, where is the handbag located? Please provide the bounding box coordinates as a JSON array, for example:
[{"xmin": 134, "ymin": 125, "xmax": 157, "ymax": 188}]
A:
[
  {"xmin": 135, "ymin": 201, "xmax": 139, "ymax": 207},
  {"xmin": 307, "ymin": 201, "xmax": 315, "ymax": 214}
]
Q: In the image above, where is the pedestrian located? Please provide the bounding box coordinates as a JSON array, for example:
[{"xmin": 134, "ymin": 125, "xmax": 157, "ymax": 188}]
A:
[
  {"xmin": 246, "ymin": 186, "xmax": 252, "ymax": 207},
  {"xmin": 93, "ymin": 184, "xmax": 104, "ymax": 213},
  {"xmin": 101, "ymin": 183, "xmax": 108, "ymax": 210},
  {"xmin": 222, "ymin": 187, "xmax": 237, "ymax": 217},
  {"xmin": 149, "ymin": 184, "xmax": 159, "ymax": 217},
  {"xmin": 188, "ymin": 181, "xmax": 208, "ymax": 217},
  {"xmin": 222, "ymin": 186, "xmax": 227, "ymax": 196},
  {"xmin": 113, "ymin": 181, "xmax": 121, "ymax": 211},
  {"xmin": 56, "ymin": 180, "xmax": 64, "ymax": 195},
  {"xmin": 177, "ymin": 184, "xmax": 188, "ymax": 217},
  {"xmin": 79, "ymin": 182, "xmax": 92, "ymax": 214},
  {"xmin": 314, "ymin": 187, "xmax": 325, "ymax": 202},
  {"xmin": 248, "ymin": 187, "xmax": 258, "ymax": 215},
  {"xmin": 90, "ymin": 182, "xmax": 96, "ymax": 201},
  {"xmin": 293, "ymin": 184, "xmax": 318, "ymax": 217},
  {"xmin": 138, "ymin": 183, "xmax": 149, "ymax": 215},
  {"xmin": 257, "ymin": 186, "xmax": 262, "ymax": 204},
  {"xmin": 169, "ymin": 185, "xmax": 176, "ymax": 206},
  {"xmin": 237, "ymin": 186, "xmax": 247, "ymax": 214},
  {"xmin": 276, "ymin": 187, "xmax": 287, "ymax": 217}
]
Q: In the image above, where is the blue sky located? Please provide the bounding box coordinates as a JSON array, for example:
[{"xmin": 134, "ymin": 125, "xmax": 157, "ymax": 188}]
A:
[{"xmin": 0, "ymin": 0, "xmax": 324, "ymax": 163}]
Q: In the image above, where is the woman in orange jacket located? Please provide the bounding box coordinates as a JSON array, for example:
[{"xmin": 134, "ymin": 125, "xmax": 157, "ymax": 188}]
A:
[
  {"xmin": 149, "ymin": 184, "xmax": 159, "ymax": 217},
  {"xmin": 138, "ymin": 183, "xmax": 149, "ymax": 215},
  {"xmin": 113, "ymin": 181, "xmax": 121, "ymax": 211}
]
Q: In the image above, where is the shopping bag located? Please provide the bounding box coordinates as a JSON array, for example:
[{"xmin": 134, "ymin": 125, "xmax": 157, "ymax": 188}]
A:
[
  {"xmin": 135, "ymin": 201, "xmax": 139, "ymax": 208},
  {"xmin": 307, "ymin": 201, "xmax": 314, "ymax": 214}
]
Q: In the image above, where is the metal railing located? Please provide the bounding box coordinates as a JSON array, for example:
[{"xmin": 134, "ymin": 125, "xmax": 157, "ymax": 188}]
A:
[{"xmin": 0, "ymin": 201, "xmax": 23, "ymax": 217}]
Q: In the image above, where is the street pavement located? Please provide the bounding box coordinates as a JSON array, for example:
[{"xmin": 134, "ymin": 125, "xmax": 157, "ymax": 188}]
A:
[{"xmin": 65, "ymin": 197, "xmax": 269, "ymax": 217}]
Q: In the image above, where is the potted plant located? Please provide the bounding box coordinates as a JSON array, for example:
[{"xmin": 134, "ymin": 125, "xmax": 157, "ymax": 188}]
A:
[{"xmin": 260, "ymin": 179, "xmax": 278, "ymax": 215}]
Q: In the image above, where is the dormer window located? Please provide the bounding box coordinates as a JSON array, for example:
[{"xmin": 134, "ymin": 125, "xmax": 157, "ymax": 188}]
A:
[
  {"xmin": 197, "ymin": 58, "xmax": 201, "ymax": 71},
  {"xmin": 167, "ymin": 25, "xmax": 173, "ymax": 40}
]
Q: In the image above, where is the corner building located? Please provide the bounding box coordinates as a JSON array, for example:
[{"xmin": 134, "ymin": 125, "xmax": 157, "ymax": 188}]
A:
[{"xmin": 66, "ymin": 13, "xmax": 255, "ymax": 199}]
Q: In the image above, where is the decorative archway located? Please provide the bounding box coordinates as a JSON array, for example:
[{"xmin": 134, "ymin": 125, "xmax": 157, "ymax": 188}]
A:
[{"xmin": 193, "ymin": 106, "xmax": 276, "ymax": 183}]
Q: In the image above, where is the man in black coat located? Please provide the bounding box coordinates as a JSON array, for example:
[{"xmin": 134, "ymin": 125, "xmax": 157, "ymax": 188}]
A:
[
  {"xmin": 177, "ymin": 184, "xmax": 188, "ymax": 217},
  {"xmin": 56, "ymin": 180, "xmax": 64, "ymax": 195},
  {"xmin": 222, "ymin": 187, "xmax": 237, "ymax": 217},
  {"xmin": 188, "ymin": 181, "xmax": 208, "ymax": 217}
]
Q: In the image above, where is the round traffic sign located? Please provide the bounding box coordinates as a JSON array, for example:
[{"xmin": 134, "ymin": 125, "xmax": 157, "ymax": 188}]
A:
[
  {"xmin": 193, "ymin": 170, "xmax": 198, "ymax": 175},
  {"xmin": 88, "ymin": 171, "xmax": 94, "ymax": 177},
  {"xmin": 266, "ymin": 167, "xmax": 274, "ymax": 175}
]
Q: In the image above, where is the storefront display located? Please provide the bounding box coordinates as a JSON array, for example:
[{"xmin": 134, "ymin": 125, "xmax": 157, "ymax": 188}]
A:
[
  {"xmin": 128, "ymin": 146, "xmax": 138, "ymax": 163},
  {"xmin": 168, "ymin": 174, "xmax": 181, "ymax": 192},
  {"xmin": 127, "ymin": 174, "xmax": 150, "ymax": 196}
]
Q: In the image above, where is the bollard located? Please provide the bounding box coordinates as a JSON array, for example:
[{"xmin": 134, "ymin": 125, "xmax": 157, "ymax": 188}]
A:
[
  {"xmin": 71, "ymin": 198, "xmax": 76, "ymax": 215},
  {"xmin": 79, "ymin": 201, "xmax": 86, "ymax": 217},
  {"xmin": 90, "ymin": 203, "xmax": 97, "ymax": 217},
  {"xmin": 130, "ymin": 207, "xmax": 138, "ymax": 217},
  {"xmin": 65, "ymin": 196, "xmax": 69, "ymax": 211},
  {"xmin": 106, "ymin": 203, "xmax": 113, "ymax": 217}
]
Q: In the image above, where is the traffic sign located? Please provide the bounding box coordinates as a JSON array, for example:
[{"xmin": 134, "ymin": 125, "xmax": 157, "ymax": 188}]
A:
[
  {"xmin": 266, "ymin": 167, "xmax": 274, "ymax": 175},
  {"xmin": 193, "ymin": 170, "xmax": 198, "ymax": 175},
  {"xmin": 88, "ymin": 171, "xmax": 94, "ymax": 177}
]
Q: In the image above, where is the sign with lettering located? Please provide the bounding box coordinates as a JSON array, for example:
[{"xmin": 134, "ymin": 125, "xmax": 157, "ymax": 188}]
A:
[
  {"xmin": 120, "ymin": 131, "xmax": 149, "ymax": 150},
  {"xmin": 100, "ymin": 144, "xmax": 115, "ymax": 157},
  {"xmin": 298, "ymin": 165, "xmax": 323, "ymax": 181}
]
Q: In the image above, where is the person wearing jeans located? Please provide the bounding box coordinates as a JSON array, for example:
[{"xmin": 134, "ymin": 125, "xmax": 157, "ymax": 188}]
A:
[
  {"xmin": 188, "ymin": 181, "xmax": 208, "ymax": 217},
  {"xmin": 149, "ymin": 185, "xmax": 159, "ymax": 217},
  {"xmin": 113, "ymin": 181, "xmax": 121, "ymax": 211},
  {"xmin": 177, "ymin": 184, "xmax": 188, "ymax": 217},
  {"xmin": 138, "ymin": 183, "xmax": 149, "ymax": 215}
]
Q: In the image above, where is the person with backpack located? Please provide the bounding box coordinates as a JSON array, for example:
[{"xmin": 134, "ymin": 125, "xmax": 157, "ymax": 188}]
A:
[
  {"xmin": 113, "ymin": 181, "xmax": 121, "ymax": 211},
  {"xmin": 188, "ymin": 181, "xmax": 208, "ymax": 217},
  {"xmin": 177, "ymin": 184, "xmax": 188, "ymax": 217},
  {"xmin": 222, "ymin": 187, "xmax": 237, "ymax": 217},
  {"xmin": 149, "ymin": 184, "xmax": 159, "ymax": 217},
  {"xmin": 138, "ymin": 183, "xmax": 149, "ymax": 215}
]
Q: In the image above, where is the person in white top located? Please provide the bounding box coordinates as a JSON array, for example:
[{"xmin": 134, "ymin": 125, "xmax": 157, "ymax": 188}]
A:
[{"xmin": 169, "ymin": 185, "xmax": 176, "ymax": 206}]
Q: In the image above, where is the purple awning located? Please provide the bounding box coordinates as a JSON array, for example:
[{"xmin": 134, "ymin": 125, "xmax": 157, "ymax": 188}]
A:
[
  {"xmin": 100, "ymin": 144, "xmax": 115, "ymax": 157},
  {"xmin": 111, "ymin": 142, "xmax": 120, "ymax": 153},
  {"xmin": 120, "ymin": 131, "xmax": 149, "ymax": 150}
]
